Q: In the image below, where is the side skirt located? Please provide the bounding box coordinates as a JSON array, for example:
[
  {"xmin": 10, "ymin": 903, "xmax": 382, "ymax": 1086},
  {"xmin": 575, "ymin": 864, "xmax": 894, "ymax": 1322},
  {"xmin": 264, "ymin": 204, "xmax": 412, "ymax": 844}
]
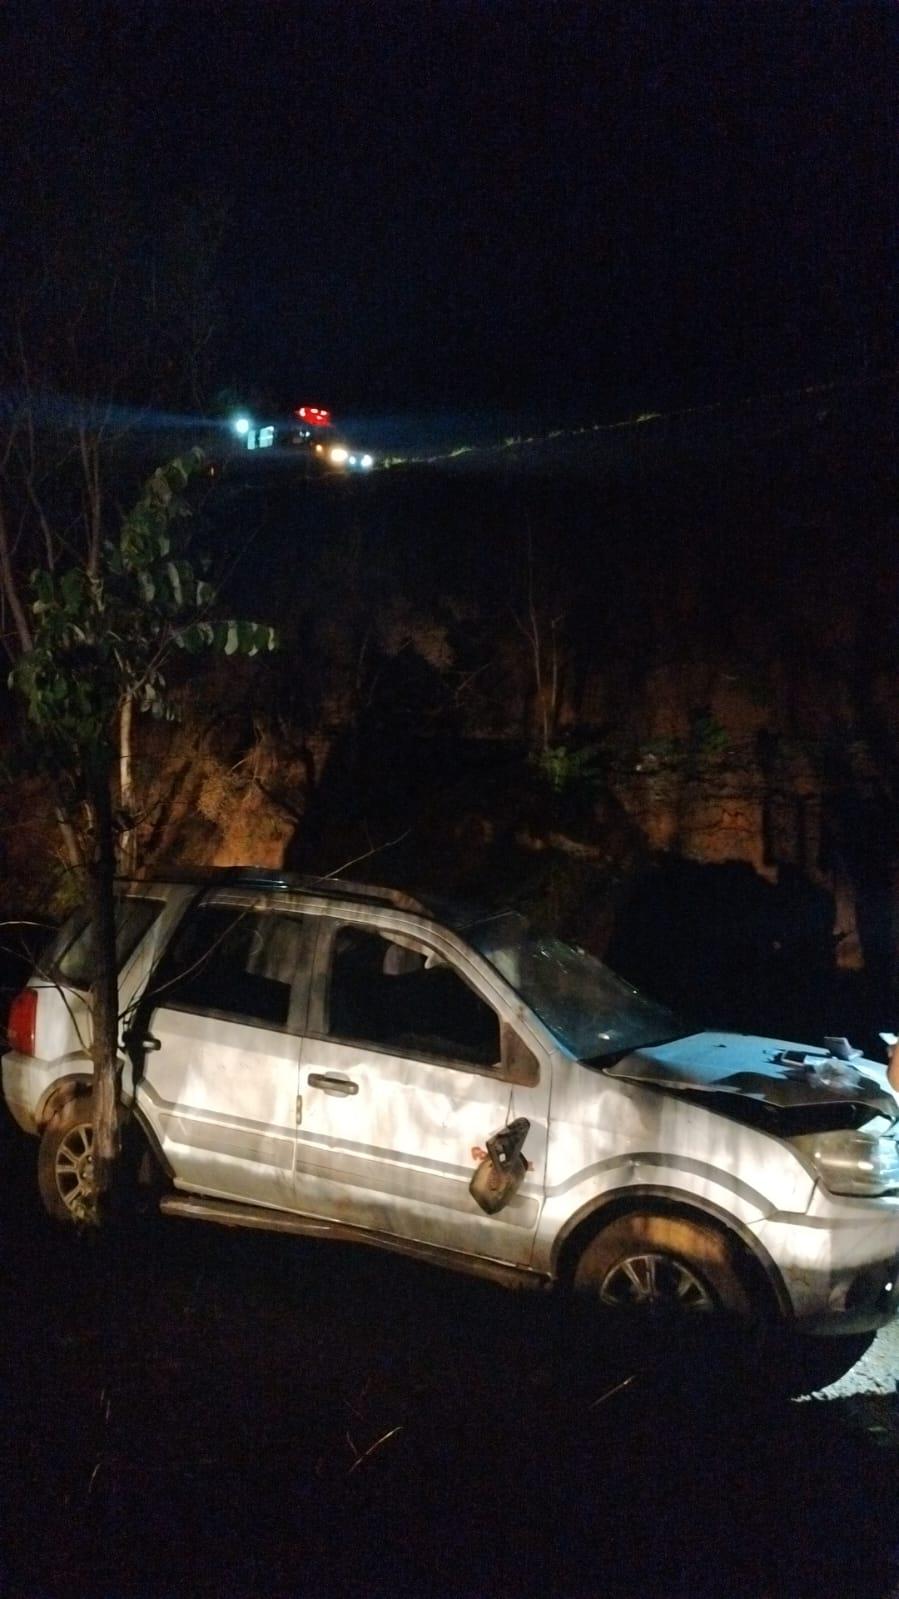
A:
[{"xmin": 159, "ymin": 1192, "xmax": 552, "ymax": 1293}]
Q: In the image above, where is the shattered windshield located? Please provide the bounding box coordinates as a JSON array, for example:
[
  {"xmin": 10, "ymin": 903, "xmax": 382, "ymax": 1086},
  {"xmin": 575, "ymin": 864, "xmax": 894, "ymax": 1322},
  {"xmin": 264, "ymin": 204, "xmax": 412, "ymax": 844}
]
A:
[{"xmin": 466, "ymin": 910, "xmax": 686, "ymax": 1061}]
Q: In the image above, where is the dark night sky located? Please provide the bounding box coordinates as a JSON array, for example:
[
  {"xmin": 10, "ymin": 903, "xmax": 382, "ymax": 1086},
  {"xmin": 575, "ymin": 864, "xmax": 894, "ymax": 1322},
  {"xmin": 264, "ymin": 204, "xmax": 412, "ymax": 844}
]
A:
[{"xmin": 2, "ymin": 1, "xmax": 896, "ymax": 425}]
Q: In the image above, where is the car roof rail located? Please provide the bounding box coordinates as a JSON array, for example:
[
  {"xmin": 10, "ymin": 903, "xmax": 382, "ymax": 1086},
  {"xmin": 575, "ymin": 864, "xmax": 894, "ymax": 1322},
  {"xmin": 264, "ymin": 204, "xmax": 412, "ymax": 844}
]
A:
[{"xmin": 117, "ymin": 866, "xmax": 429, "ymax": 915}]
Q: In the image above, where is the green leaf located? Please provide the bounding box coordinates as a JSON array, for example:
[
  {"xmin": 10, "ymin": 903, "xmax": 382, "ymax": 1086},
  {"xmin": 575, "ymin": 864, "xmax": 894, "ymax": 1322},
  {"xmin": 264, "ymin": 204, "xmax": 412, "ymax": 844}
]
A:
[
  {"xmin": 59, "ymin": 569, "xmax": 86, "ymax": 612},
  {"xmin": 31, "ymin": 570, "xmax": 53, "ymax": 605},
  {"xmin": 173, "ymin": 620, "xmax": 213, "ymax": 653},
  {"xmin": 8, "ymin": 447, "xmax": 269, "ymax": 802},
  {"xmin": 165, "ymin": 562, "xmax": 183, "ymax": 607},
  {"xmin": 148, "ymin": 468, "xmax": 174, "ymax": 505}
]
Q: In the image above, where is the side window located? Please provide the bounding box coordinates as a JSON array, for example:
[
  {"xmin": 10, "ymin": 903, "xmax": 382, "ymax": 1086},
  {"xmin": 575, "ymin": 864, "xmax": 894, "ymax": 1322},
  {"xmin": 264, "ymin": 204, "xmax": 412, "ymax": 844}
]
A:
[
  {"xmin": 56, "ymin": 897, "xmax": 165, "ymax": 989},
  {"xmin": 326, "ymin": 926, "xmax": 500, "ymax": 1068},
  {"xmin": 153, "ymin": 905, "xmax": 309, "ymax": 1030}
]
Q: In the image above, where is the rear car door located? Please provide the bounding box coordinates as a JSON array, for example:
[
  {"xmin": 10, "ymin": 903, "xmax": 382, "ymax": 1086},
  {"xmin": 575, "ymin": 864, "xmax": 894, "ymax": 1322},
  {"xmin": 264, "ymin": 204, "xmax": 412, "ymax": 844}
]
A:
[
  {"xmin": 294, "ymin": 912, "xmax": 550, "ymax": 1266},
  {"xmin": 134, "ymin": 892, "xmax": 315, "ymax": 1210}
]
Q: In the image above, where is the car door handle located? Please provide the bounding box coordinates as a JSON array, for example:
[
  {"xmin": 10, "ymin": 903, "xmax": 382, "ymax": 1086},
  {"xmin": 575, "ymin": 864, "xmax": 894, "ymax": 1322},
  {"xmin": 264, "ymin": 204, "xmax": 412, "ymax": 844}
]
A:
[
  {"xmin": 307, "ymin": 1072, "xmax": 359, "ymax": 1096},
  {"xmin": 123, "ymin": 1030, "xmax": 161, "ymax": 1052}
]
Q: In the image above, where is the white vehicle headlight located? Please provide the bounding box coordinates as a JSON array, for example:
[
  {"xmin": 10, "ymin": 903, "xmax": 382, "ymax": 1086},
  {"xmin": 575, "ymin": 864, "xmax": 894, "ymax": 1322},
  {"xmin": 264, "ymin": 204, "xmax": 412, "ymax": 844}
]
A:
[
  {"xmin": 792, "ymin": 1128, "xmax": 899, "ymax": 1196},
  {"xmin": 330, "ymin": 446, "xmax": 348, "ymax": 465},
  {"xmin": 361, "ymin": 454, "xmax": 373, "ymax": 469}
]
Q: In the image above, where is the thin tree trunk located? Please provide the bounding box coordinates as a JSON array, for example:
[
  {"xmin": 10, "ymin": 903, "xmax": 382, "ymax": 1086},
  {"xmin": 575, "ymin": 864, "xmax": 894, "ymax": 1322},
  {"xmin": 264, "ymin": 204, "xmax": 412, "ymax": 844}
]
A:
[
  {"xmin": 118, "ymin": 695, "xmax": 138, "ymax": 875},
  {"xmin": 0, "ymin": 499, "xmax": 33, "ymax": 654},
  {"xmin": 54, "ymin": 805, "xmax": 84, "ymax": 871},
  {"xmin": 87, "ymin": 767, "xmax": 121, "ymax": 1203}
]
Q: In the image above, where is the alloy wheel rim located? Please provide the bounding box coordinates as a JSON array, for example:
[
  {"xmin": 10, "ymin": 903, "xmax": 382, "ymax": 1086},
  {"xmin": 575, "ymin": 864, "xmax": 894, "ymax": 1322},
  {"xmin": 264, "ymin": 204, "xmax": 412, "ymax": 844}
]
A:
[
  {"xmin": 599, "ymin": 1251, "xmax": 714, "ymax": 1312},
  {"xmin": 54, "ymin": 1123, "xmax": 97, "ymax": 1220}
]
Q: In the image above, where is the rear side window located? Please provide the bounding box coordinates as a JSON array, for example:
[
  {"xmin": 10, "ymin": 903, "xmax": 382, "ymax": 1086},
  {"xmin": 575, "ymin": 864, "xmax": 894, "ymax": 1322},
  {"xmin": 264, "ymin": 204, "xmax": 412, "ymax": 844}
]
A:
[
  {"xmin": 55, "ymin": 898, "xmax": 165, "ymax": 989},
  {"xmin": 151, "ymin": 904, "xmax": 311, "ymax": 1031}
]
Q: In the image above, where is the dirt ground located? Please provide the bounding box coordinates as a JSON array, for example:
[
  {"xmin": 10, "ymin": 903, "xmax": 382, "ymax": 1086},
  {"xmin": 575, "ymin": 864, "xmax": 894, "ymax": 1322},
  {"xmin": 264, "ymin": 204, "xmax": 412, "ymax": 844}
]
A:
[{"xmin": 3, "ymin": 1111, "xmax": 899, "ymax": 1599}]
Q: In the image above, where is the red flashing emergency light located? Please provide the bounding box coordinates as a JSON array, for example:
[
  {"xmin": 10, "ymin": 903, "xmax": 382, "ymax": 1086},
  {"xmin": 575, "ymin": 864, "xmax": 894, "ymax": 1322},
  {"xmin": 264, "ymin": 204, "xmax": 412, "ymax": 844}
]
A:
[{"xmin": 295, "ymin": 406, "xmax": 332, "ymax": 427}]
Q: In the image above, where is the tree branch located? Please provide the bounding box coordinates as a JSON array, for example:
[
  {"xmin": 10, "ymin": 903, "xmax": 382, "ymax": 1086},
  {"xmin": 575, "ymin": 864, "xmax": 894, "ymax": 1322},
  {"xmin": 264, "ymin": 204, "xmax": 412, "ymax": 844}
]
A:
[{"xmin": 0, "ymin": 496, "xmax": 33, "ymax": 654}]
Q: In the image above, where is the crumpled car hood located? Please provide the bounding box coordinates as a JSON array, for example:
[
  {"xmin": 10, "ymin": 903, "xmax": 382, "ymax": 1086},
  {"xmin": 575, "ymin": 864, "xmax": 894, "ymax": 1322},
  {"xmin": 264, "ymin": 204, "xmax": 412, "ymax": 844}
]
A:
[{"xmin": 605, "ymin": 1031, "xmax": 898, "ymax": 1120}]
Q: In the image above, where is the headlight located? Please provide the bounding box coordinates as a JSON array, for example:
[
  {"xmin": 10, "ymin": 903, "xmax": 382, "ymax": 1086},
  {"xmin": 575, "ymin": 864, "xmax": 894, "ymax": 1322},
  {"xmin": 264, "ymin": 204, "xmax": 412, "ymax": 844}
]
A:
[
  {"xmin": 792, "ymin": 1129, "xmax": 899, "ymax": 1196},
  {"xmin": 361, "ymin": 454, "xmax": 373, "ymax": 469},
  {"xmin": 330, "ymin": 446, "xmax": 348, "ymax": 465}
]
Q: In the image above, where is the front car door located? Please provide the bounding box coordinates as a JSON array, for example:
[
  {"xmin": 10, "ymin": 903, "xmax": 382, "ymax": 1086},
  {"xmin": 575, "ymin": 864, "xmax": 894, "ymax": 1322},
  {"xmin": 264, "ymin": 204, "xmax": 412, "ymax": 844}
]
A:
[
  {"xmin": 134, "ymin": 890, "xmax": 315, "ymax": 1211},
  {"xmin": 294, "ymin": 908, "xmax": 551, "ymax": 1266}
]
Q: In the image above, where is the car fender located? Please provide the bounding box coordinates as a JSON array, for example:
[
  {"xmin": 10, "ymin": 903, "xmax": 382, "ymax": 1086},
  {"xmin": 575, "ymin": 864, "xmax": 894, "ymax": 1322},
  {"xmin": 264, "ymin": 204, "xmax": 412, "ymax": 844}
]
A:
[
  {"xmin": 34, "ymin": 1066, "xmax": 94, "ymax": 1130},
  {"xmin": 546, "ymin": 1179, "xmax": 793, "ymax": 1317},
  {"xmin": 534, "ymin": 1142, "xmax": 801, "ymax": 1295},
  {"xmin": 34, "ymin": 1055, "xmax": 136, "ymax": 1130}
]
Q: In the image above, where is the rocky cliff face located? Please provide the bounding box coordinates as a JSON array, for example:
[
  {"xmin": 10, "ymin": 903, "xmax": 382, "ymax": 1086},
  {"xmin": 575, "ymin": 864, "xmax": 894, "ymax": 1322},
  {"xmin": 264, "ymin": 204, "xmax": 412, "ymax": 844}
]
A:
[{"xmin": 3, "ymin": 384, "xmax": 896, "ymax": 1046}]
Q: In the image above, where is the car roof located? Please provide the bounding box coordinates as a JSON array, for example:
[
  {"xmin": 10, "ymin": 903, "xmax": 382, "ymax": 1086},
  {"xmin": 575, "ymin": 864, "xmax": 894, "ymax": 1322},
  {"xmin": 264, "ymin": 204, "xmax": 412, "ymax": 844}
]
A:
[
  {"xmin": 120, "ymin": 867, "xmax": 512, "ymax": 934},
  {"xmin": 122, "ymin": 867, "xmax": 430, "ymax": 915}
]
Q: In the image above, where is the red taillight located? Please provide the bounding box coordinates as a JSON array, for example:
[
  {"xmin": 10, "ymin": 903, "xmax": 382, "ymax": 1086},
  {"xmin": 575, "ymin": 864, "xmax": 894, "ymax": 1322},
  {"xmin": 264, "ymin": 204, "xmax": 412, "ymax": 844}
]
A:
[{"xmin": 7, "ymin": 988, "xmax": 37, "ymax": 1055}]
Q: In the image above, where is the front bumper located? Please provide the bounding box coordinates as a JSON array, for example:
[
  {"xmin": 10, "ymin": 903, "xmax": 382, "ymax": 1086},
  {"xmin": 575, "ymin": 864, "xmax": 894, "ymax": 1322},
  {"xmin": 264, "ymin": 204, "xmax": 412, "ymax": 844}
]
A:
[{"xmin": 752, "ymin": 1188, "xmax": 899, "ymax": 1334}]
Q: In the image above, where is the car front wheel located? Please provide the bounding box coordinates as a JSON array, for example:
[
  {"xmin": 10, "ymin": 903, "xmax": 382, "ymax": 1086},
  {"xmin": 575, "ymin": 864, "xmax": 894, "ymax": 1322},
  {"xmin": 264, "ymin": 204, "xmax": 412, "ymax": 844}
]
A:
[
  {"xmin": 573, "ymin": 1211, "xmax": 753, "ymax": 1319},
  {"xmin": 571, "ymin": 1211, "xmax": 879, "ymax": 1398}
]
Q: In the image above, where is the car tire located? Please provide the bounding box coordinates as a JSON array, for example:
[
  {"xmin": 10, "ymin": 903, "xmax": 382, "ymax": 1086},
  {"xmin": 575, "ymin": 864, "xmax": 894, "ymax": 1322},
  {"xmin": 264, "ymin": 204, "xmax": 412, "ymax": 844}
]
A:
[
  {"xmin": 37, "ymin": 1096, "xmax": 100, "ymax": 1226},
  {"xmin": 36, "ymin": 1098, "xmax": 163, "ymax": 1229},
  {"xmin": 764, "ymin": 1329, "xmax": 876, "ymax": 1398},
  {"xmin": 570, "ymin": 1211, "xmax": 763, "ymax": 1397},
  {"xmin": 572, "ymin": 1213, "xmax": 880, "ymax": 1400},
  {"xmin": 573, "ymin": 1211, "xmax": 754, "ymax": 1318}
]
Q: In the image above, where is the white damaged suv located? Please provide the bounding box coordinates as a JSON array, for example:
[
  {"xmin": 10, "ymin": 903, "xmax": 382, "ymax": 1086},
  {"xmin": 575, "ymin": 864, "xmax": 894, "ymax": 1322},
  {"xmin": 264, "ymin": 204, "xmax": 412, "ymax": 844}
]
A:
[{"xmin": 5, "ymin": 869, "xmax": 899, "ymax": 1392}]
